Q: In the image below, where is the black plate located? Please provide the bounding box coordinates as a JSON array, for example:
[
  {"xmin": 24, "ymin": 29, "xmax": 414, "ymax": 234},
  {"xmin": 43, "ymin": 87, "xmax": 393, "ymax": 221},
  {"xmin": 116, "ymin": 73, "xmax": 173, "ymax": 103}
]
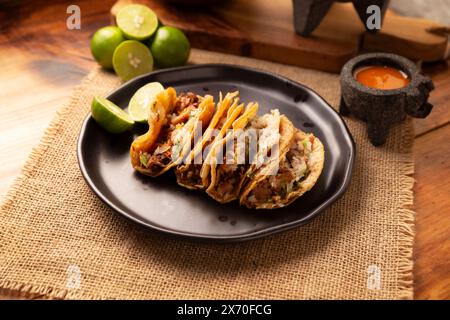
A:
[{"xmin": 77, "ymin": 64, "xmax": 355, "ymax": 242}]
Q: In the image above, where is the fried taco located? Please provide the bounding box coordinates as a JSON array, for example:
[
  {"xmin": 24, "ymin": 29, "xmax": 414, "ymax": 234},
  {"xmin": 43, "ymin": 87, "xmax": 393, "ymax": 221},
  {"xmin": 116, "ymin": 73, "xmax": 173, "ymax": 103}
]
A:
[
  {"xmin": 239, "ymin": 129, "xmax": 324, "ymax": 209},
  {"xmin": 130, "ymin": 88, "xmax": 215, "ymax": 177},
  {"xmin": 205, "ymin": 109, "xmax": 294, "ymax": 203},
  {"xmin": 203, "ymin": 102, "xmax": 258, "ymax": 202},
  {"xmin": 175, "ymin": 92, "xmax": 243, "ymax": 189}
]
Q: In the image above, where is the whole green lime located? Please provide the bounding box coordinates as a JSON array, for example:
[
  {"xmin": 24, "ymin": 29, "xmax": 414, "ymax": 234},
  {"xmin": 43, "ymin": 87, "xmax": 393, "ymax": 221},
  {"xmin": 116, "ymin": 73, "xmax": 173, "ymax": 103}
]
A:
[
  {"xmin": 150, "ymin": 26, "xmax": 190, "ymax": 68},
  {"xmin": 90, "ymin": 26, "xmax": 125, "ymax": 69}
]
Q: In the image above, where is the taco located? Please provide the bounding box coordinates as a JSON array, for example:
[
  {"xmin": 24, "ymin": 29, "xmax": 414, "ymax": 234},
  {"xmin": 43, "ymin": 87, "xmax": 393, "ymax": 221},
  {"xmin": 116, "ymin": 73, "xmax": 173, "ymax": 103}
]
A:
[
  {"xmin": 203, "ymin": 102, "xmax": 258, "ymax": 202},
  {"xmin": 130, "ymin": 88, "xmax": 215, "ymax": 177},
  {"xmin": 205, "ymin": 109, "xmax": 294, "ymax": 203},
  {"xmin": 130, "ymin": 87, "xmax": 176, "ymax": 175},
  {"xmin": 175, "ymin": 92, "xmax": 242, "ymax": 189},
  {"xmin": 239, "ymin": 128, "xmax": 324, "ymax": 209}
]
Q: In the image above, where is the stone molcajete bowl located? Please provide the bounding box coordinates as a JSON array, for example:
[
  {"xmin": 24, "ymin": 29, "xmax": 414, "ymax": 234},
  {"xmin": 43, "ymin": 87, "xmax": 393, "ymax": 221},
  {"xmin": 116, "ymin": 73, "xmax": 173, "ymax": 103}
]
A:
[{"xmin": 340, "ymin": 53, "xmax": 434, "ymax": 146}]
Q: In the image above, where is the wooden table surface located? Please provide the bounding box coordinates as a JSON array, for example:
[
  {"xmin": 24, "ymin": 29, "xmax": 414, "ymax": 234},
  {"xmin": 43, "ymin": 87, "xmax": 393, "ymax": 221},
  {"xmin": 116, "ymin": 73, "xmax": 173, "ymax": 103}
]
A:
[{"xmin": 0, "ymin": 0, "xmax": 448, "ymax": 300}]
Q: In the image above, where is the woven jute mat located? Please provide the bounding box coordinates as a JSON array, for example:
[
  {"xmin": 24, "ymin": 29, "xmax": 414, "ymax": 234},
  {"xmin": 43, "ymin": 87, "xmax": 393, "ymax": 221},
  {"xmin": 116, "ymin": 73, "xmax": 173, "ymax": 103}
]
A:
[{"xmin": 0, "ymin": 50, "xmax": 415, "ymax": 299}]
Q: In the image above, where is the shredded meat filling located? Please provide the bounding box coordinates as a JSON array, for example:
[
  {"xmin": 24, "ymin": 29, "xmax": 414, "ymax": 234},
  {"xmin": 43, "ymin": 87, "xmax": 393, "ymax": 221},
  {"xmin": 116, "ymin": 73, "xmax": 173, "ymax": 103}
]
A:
[
  {"xmin": 212, "ymin": 128, "xmax": 252, "ymax": 197},
  {"xmin": 178, "ymin": 164, "xmax": 203, "ymax": 185},
  {"xmin": 248, "ymin": 134, "xmax": 313, "ymax": 204},
  {"xmin": 214, "ymin": 164, "xmax": 246, "ymax": 196},
  {"xmin": 178, "ymin": 104, "xmax": 236, "ymax": 186},
  {"xmin": 170, "ymin": 92, "xmax": 200, "ymax": 125},
  {"xmin": 140, "ymin": 92, "xmax": 200, "ymax": 173}
]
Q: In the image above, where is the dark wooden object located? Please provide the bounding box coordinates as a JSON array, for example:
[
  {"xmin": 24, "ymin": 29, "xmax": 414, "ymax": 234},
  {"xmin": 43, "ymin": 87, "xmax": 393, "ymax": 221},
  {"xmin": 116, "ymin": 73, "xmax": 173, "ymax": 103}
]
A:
[{"xmin": 111, "ymin": 0, "xmax": 449, "ymax": 73}]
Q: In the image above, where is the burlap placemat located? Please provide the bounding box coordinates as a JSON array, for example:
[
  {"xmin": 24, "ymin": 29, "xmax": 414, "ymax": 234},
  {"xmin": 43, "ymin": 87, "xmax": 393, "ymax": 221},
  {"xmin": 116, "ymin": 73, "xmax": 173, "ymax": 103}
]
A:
[{"xmin": 0, "ymin": 49, "xmax": 414, "ymax": 300}]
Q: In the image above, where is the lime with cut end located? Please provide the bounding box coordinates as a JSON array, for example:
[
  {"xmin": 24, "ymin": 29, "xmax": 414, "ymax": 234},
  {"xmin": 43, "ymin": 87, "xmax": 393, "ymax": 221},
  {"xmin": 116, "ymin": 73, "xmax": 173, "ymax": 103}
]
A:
[
  {"xmin": 90, "ymin": 26, "xmax": 125, "ymax": 69},
  {"xmin": 150, "ymin": 26, "xmax": 190, "ymax": 68},
  {"xmin": 91, "ymin": 96, "xmax": 134, "ymax": 134},
  {"xmin": 112, "ymin": 40, "xmax": 154, "ymax": 81},
  {"xmin": 128, "ymin": 82, "xmax": 164, "ymax": 123},
  {"xmin": 116, "ymin": 4, "xmax": 158, "ymax": 41}
]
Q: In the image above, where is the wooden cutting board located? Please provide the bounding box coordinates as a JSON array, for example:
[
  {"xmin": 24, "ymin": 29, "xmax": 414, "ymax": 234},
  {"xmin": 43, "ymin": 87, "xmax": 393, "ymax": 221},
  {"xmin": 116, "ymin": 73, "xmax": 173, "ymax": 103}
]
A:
[{"xmin": 111, "ymin": 0, "xmax": 449, "ymax": 73}]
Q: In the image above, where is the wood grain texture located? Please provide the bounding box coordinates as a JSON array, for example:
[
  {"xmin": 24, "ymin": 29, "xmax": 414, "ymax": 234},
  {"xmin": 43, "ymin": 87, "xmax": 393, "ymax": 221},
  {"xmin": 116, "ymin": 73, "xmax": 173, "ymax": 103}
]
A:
[
  {"xmin": 362, "ymin": 15, "xmax": 449, "ymax": 61},
  {"xmin": 113, "ymin": 0, "xmax": 364, "ymax": 73},
  {"xmin": 0, "ymin": 0, "xmax": 449, "ymax": 299},
  {"xmin": 413, "ymin": 125, "xmax": 450, "ymax": 299},
  {"xmin": 0, "ymin": 0, "xmax": 113, "ymax": 197},
  {"xmin": 414, "ymin": 60, "xmax": 450, "ymax": 136},
  {"xmin": 112, "ymin": 0, "xmax": 448, "ymax": 73}
]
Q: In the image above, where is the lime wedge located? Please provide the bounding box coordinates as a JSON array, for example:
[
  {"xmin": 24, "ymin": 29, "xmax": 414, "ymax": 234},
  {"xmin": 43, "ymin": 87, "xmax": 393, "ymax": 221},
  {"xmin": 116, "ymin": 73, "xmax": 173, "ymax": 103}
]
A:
[
  {"xmin": 116, "ymin": 4, "xmax": 158, "ymax": 41},
  {"xmin": 91, "ymin": 96, "xmax": 134, "ymax": 134},
  {"xmin": 128, "ymin": 82, "xmax": 164, "ymax": 123},
  {"xmin": 112, "ymin": 40, "xmax": 153, "ymax": 81}
]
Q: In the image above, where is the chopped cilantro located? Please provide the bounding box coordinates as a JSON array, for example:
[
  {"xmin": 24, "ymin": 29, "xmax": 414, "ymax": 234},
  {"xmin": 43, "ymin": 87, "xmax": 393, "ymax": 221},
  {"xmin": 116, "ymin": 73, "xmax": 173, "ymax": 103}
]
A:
[
  {"xmin": 140, "ymin": 153, "xmax": 149, "ymax": 168},
  {"xmin": 301, "ymin": 139, "xmax": 309, "ymax": 149}
]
